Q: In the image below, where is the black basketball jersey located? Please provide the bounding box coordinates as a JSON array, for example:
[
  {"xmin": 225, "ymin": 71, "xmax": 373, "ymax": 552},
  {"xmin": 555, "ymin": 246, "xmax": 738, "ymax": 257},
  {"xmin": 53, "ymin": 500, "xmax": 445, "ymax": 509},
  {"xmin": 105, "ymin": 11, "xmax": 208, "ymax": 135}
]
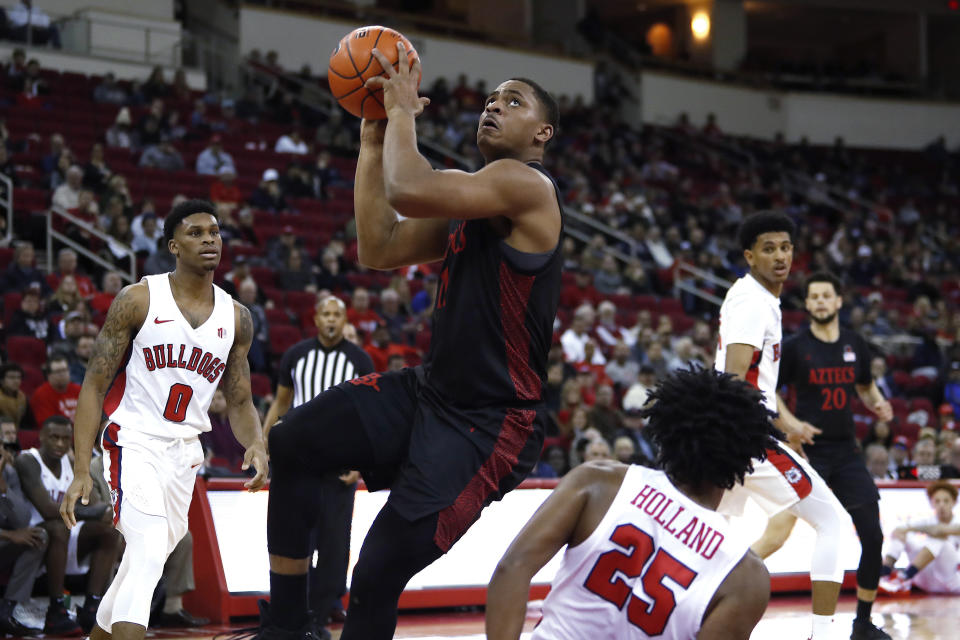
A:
[
  {"xmin": 424, "ymin": 162, "xmax": 563, "ymax": 407},
  {"xmin": 778, "ymin": 327, "xmax": 874, "ymax": 443}
]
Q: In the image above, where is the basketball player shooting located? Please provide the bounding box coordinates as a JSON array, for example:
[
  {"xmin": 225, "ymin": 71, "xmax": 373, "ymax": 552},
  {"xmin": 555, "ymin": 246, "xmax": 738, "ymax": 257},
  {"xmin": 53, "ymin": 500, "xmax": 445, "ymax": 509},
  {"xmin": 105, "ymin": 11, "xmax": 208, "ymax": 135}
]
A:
[
  {"xmin": 260, "ymin": 42, "xmax": 563, "ymax": 639},
  {"xmin": 59, "ymin": 199, "xmax": 269, "ymax": 640},
  {"xmin": 487, "ymin": 368, "xmax": 778, "ymax": 639}
]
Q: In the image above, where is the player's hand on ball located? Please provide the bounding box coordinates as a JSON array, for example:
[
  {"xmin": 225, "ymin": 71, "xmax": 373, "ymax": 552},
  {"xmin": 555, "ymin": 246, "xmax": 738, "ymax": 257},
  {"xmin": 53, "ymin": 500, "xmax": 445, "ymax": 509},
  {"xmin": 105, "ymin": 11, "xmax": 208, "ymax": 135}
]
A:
[
  {"xmin": 243, "ymin": 441, "xmax": 269, "ymax": 492},
  {"xmin": 60, "ymin": 474, "xmax": 93, "ymax": 529},
  {"xmin": 365, "ymin": 42, "xmax": 430, "ymax": 118}
]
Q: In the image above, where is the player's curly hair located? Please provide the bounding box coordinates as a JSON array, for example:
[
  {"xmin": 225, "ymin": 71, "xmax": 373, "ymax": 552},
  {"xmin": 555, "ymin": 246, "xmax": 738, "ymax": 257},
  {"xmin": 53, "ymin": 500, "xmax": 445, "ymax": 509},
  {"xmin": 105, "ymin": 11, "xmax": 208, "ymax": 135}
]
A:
[
  {"xmin": 164, "ymin": 198, "xmax": 217, "ymax": 246},
  {"xmin": 641, "ymin": 367, "xmax": 781, "ymax": 491},
  {"xmin": 738, "ymin": 210, "xmax": 796, "ymax": 250}
]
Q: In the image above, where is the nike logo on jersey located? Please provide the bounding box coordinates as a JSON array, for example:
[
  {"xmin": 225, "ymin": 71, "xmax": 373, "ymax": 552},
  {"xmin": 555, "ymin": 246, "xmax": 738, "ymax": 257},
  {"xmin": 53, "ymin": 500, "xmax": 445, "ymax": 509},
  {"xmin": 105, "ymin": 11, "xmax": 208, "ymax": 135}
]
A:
[{"xmin": 154, "ymin": 318, "xmax": 174, "ymax": 324}]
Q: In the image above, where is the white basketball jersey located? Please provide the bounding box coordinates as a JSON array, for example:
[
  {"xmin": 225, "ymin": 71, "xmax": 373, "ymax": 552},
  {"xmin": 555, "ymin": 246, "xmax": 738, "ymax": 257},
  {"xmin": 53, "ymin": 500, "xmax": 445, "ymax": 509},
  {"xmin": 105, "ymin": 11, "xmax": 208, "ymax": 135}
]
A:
[
  {"xmin": 26, "ymin": 448, "xmax": 73, "ymax": 526},
  {"xmin": 715, "ymin": 273, "xmax": 782, "ymax": 414},
  {"xmin": 532, "ymin": 466, "xmax": 749, "ymax": 640},
  {"xmin": 105, "ymin": 274, "xmax": 235, "ymax": 438}
]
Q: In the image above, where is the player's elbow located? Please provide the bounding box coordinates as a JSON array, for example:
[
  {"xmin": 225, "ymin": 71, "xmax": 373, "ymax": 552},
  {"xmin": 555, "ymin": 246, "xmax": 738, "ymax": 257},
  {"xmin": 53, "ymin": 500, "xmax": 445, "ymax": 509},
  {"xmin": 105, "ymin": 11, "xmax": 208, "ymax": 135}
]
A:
[{"xmin": 356, "ymin": 243, "xmax": 395, "ymax": 271}]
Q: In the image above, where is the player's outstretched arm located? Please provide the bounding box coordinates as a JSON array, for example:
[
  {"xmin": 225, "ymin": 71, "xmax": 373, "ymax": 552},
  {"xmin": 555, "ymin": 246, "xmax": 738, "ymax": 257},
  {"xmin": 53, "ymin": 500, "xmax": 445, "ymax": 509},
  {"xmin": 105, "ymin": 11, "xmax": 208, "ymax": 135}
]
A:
[
  {"xmin": 223, "ymin": 302, "xmax": 268, "ymax": 491},
  {"xmin": 354, "ymin": 118, "xmax": 449, "ymax": 270},
  {"xmin": 697, "ymin": 550, "xmax": 770, "ymax": 639},
  {"xmin": 61, "ymin": 283, "xmax": 147, "ymax": 529},
  {"xmin": 486, "ymin": 461, "xmax": 624, "ymax": 640}
]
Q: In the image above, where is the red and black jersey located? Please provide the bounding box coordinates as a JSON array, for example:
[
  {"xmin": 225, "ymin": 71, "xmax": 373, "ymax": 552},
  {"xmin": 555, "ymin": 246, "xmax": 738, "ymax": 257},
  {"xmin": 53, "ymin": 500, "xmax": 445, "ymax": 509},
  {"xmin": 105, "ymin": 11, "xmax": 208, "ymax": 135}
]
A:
[
  {"xmin": 778, "ymin": 327, "xmax": 874, "ymax": 443},
  {"xmin": 424, "ymin": 162, "xmax": 563, "ymax": 408}
]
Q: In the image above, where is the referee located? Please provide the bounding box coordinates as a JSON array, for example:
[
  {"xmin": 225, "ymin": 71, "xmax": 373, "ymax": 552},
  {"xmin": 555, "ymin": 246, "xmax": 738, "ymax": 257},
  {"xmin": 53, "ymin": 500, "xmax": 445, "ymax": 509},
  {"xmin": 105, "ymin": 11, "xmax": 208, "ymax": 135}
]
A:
[
  {"xmin": 754, "ymin": 272, "xmax": 893, "ymax": 640},
  {"xmin": 263, "ymin": 296, "xmax": 374, "ymax": 636}
]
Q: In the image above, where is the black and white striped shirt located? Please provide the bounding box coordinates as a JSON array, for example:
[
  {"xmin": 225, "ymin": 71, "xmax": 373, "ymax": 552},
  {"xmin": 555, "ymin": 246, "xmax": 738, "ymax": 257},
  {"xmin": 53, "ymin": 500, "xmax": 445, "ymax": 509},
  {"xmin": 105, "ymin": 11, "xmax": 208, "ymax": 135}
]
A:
[{"xmin": 277, "ymin": 338, "xmax": 374, "ymax": 408}]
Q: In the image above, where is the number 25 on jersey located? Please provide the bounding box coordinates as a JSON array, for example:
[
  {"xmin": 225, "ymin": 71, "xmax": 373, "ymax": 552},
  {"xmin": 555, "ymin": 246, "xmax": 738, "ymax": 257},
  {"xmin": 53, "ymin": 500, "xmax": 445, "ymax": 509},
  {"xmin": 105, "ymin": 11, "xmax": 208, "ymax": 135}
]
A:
[{"xmin": 584, "ymin": 523, "xmax": 698, "ymax": 635}]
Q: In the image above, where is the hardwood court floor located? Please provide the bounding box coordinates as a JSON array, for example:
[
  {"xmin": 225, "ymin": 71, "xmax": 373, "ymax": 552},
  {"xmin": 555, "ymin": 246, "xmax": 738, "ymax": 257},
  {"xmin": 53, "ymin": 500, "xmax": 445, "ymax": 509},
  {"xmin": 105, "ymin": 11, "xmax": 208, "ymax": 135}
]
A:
[{"xmin": 137, "ymin": 593, "xmax": 957, "ymax": 639}]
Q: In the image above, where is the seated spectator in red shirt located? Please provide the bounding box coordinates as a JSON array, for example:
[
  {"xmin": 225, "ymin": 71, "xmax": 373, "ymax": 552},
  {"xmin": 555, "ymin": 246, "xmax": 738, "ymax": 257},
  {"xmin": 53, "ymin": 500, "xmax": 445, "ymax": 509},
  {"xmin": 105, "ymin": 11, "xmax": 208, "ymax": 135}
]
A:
[
  {"xmin": 210, "ymin": 165, "xmax": 242, "ymax": 213},
  {"xmin": 29, "ymin": 356, "xmax": 81, "ymax": 427},
  {"xmin": 365, "ymin": 326, "xmax": 416, "ymax": 372},
  {"xmin": 89, "ymin": 271, "xmax": 123, "ymax": 317},
  {"xmin": 46, "ymin": 248, "xmax": 96, "ymax": 298},
  {"xmin": 347, "ymin": 288, "xmax": 382, "ymax": 339},
  {"xmin": 560, "ymin": 267, "xmax": 602, "ymax": 309}
]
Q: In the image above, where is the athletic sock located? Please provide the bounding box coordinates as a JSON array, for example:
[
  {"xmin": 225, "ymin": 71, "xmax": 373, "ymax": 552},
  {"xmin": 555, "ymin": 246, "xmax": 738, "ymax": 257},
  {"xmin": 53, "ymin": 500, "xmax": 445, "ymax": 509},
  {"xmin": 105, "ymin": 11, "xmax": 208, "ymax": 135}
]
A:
[
  {"xmin": 855, "ymin": 599, "xmax": 873, "ymax": 622},
  {"xmin": 903, "ymin": 565, "xmax": 919, "ymax": 579},
  {"xmin": 269, "ymin": 571, "xmax": 308, "ymax": 631},
  {"xmin": 811, "ymin": 614, "xmax": 833, "ymax": 639},
  {"xmin": 163, "ymin": 595, "xmax": 183, "ymax": 615}
]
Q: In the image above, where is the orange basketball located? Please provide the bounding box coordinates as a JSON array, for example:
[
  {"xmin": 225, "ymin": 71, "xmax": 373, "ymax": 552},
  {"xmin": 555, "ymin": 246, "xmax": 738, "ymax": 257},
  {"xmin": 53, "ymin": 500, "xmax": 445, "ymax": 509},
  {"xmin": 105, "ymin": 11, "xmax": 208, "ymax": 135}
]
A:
[{"xmin": 328, "ymin": 26, "xmax": 420, "ymax": 120}]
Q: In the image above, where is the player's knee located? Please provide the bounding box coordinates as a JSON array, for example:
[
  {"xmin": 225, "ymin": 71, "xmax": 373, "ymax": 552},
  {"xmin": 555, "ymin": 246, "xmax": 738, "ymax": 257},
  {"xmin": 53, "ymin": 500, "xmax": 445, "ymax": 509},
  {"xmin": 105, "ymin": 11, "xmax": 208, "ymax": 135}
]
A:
[{"xmin": 44, "ymin": 519, "xmax": 69, "ymax": 544}]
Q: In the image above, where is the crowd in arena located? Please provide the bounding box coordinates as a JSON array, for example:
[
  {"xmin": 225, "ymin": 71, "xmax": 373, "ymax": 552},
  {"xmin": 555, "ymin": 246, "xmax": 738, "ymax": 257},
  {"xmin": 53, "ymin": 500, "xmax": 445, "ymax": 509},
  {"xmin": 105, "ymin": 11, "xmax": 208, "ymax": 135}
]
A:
[{"xmin": 0, "ymin": 48, "xmax": 958, "ymax": 487}]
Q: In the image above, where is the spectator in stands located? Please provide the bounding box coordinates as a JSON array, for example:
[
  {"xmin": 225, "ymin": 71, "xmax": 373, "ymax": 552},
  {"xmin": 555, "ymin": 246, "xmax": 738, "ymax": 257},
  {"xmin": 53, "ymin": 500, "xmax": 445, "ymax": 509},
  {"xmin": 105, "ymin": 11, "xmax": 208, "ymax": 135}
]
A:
[
  {"xmin": 0, "ymin": 365, "xmax": 27, "ymax": 427},
  {"xmin": 605, "ymin": 341, "xmax": 639, "ymax": 389},
  {"xmin": 378, "ymin": 288, "xmax": 411, "ymax": 344},
  {"xmin": 137, "ymin": 99, "xmax": 167, "ymax": 149},
  {"xmin": 945, "ymin": 361, "xmax": 960, "ymax": 418},
  {"xmin": 81, "ymin": 143, "xmax": 111, "ymax": 195},
  {"xmin": 277, "ymin": 250, "xmax": 316, "ymax": 293},
  {"xmin": 347, "ymin": 288, "xmax": 382, "ymax": 338},
  {"xmin": 131, "ymin": 212, "xmax": 161, "ymax": 256},
  {"xmin": 92, "ymin": 72, "xmax": 128, "ymax": 105},
  {"xmin": 871, "ymin": 356, "xmax": 898, "ymax": 399},
  {"xmin": 622, "ymin": 363, "xmax": 656, "ymax": 412},
  {"xmin": 104, "ymin": 215, "xmax": 134, "ymax": 270},
  {"xmin": 248, "ymin": 168, "xmax": 288, "ymax": 212},
  {"xmin": 40, "ymin": 133, "xmax": 65, "ymax": 177},
  {"xmin": 613, "ymin": 435, "xmax": 638, "ymax": 464},
  {"xmin": 139, "ymin": 140, "xmax": 184, "ymax": 171},
  {"xmin": 46, "ymin": 275, "xmax": 82, "ymax": 319},
  {"xmin": 312, "ymin": 150, "xmax": 342, "ymax": 200},
  {"xmin": 593, "ymin": 254, "xmax": 623, "ymax": 294},
  {"xmin": 89, "ymin": 270, "xmax": 122, "ymax": 316},
  {"xmin": 280, "ymin": 163, "xmax": 313, "ymax": 199},
  {"xmin": 210, "ymin": 165, "xmax": 242, "ymax": 213},
  {"xmin": 188, "ymin": 99, "xmax": 210, "ymax": 132},
  {"xmin": 143, "ymin": 237, "xmax": 175, "ymax": 275},
  {"xmin": 595, "ymin": 300, "xmax": 634, "ymax": 351},
  {"xmin": 7, "ymin": 284, "xmax": 51, "ymax": 342},
  {"xmin": 275, "ymin": 129, "xmax": 309, "ymax": 154},
  {"xmin": 560, "ymin": 304, "xmax": 596, "ymax": 364},
  {"xmin": 105, "ymin": 107, "xmax": 135, "ymax": 149},
  {"xmin": 315, "ymin": 249, "xmax": 351, "ymax": 293},
  {"xmin": 0, "ymin": 433, "xmax": 48, "ymax": 637},
  {"xmin": 52, "ymin": 165, "xmax": 83, "ymax": 211},
  {"xmin": 865, "ymin": 443, "xmax": 893, "ymax": 480},
  {"xmin": 266, "ymin": 224, "xmax": 302, "ymax": 270},
  {"xmin": 46, "ymin": 248, "xmax": 95, "ymax": 298},
  {"xmin": 4, "ymin": 242, "xmax": 47, "ymax": 294},
  {"xmin": 314, "ymin": 110, "xmax": 354, "ymax": 154},
  {"xmin": 3, "ymin": 48, "xmax": 26, "ymax": 90},
  {"xmin": 102, "ymin": 173, "xmax": 133, "ymax": 213},
  {"xmin": 889, "ymin": 435, "xmax": 911, "ymax": 476},
  {"xmin": 195, "ymin": 134, "xmax": 235, "ymax": 176},
  {"xmin": 48, "ymin": 149, "xmax": 76, "ymax": 191},
  {"xmin": 67, "ymin": 334, "xmax": 94, "ymax": 385},
  {"xmin": 28, "ymin": 355, "xmax": 80, "ymax": 425},
  {"xmin": 587, "ymin": 384, "xmax": 623, "ymax": 442},
  {"xmin": 48, "ymin": 309, "xmax": 84, "ymax": 361},
  {"xmin": 238, "ymin": 278, "xmax": 269, "ymax": 373},
  {"xmin": 410, "ymin": 273, "xmax": 438, "ymax": 316},
  {"xmin": 141, "ymin": 65, "xmax": 168, "ymax": 101},
  {"xmin": 561, "ymin": 266, "xmax": 601, "ymax": 308},
  {"xmin": 583, "ymin": 438, "xmax": 613, "ymax": 463},
  {"xmin": 15, "ymin": 58, "xmax": 49, "ymax": 108}
]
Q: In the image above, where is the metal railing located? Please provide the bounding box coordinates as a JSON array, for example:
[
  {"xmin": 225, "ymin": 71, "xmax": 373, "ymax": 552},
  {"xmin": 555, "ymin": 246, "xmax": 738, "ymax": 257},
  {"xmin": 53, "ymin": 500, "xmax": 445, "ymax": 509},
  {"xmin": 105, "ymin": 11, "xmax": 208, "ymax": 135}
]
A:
[
  {"xmin": 673, "ymin": 261, "xmax": 732, "ymax": 308},
  {"xmin": 0, "ymin": 174, "xmax": 12, "ymax": 246},
  {"xmin": 46, "ymin": 206, "xmax": 136, "ymax": 285},
  {"xmin": 57, "ymin": 14, "xmax": 182, "ymax": 67}
]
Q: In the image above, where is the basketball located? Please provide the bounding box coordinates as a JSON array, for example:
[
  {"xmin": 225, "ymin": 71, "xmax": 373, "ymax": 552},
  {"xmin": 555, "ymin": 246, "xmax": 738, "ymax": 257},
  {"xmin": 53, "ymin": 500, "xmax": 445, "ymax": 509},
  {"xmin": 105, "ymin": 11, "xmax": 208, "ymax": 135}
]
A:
[{"xmin": 328, "ymin": 25, "xmax": 420, "ymax": 120}]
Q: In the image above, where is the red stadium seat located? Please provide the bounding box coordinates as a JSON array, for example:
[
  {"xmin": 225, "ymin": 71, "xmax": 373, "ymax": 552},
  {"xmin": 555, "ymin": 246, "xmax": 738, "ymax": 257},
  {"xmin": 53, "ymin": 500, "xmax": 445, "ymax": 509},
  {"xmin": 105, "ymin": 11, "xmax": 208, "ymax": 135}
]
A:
[
  {"xmin": 268, "ymin": 325, "xmax": 302, "ymax": 356},
  {"xmin": 6, "ymin": 336, "xmax": 46, "ymax": 369},
  {"xmin": 285, "ymin": 291, "xmax": 317, "ymax": 315},
  {"xmin": 20, "ymin": 365, "xmax": 45, "ymax": 397},
  {"xmin": 3, "ymin": 292, "xmax": 22, "ymax": 328},
  {"xmin": 18, "ymin": 429, "xmax": 40, "ymax": 449},
  {"xmin": 265, "ymin": 308, "xmax": 291, "ymax": 325},
  {"xmin": 250, "ymin": 373, "xmax": 273, "ymax": 398}
]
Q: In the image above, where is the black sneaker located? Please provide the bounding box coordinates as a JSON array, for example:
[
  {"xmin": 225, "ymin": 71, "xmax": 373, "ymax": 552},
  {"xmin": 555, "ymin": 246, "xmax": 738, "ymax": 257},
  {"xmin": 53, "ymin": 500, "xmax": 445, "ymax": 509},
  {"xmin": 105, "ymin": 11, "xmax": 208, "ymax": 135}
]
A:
[
  {"xmin": 151, "ymin": 608, "xmax": 211, "ymax": 628},
  {"xmin": 851, "ymin": 619, "xmax": 892, "ymax": 640},
  {"xmin": 44, "ymin": 601, "xmax": 82, "ymax": 636},
  {"xmin": 76, "ymin": 599, "xmax": 101, "ymax": 634},
  {"xmin": 254, "ymin": 600, "xmax": 325, "ymax": 640}
]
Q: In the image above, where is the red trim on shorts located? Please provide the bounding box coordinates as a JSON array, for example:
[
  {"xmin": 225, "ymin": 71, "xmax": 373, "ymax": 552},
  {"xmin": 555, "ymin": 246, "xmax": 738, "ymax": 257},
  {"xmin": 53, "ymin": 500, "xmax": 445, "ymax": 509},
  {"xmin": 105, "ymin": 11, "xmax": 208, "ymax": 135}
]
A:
[
  {"xmin": 765, "ymin": 444, "xmax": 812, "ymax": 500},
  {"xmin": 102, "ymin": 422, "xmax": 123, "ymax": 525},
  {"xmin": 434, "ymin": 408, "xmax": 536, "ymax": 552}
]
